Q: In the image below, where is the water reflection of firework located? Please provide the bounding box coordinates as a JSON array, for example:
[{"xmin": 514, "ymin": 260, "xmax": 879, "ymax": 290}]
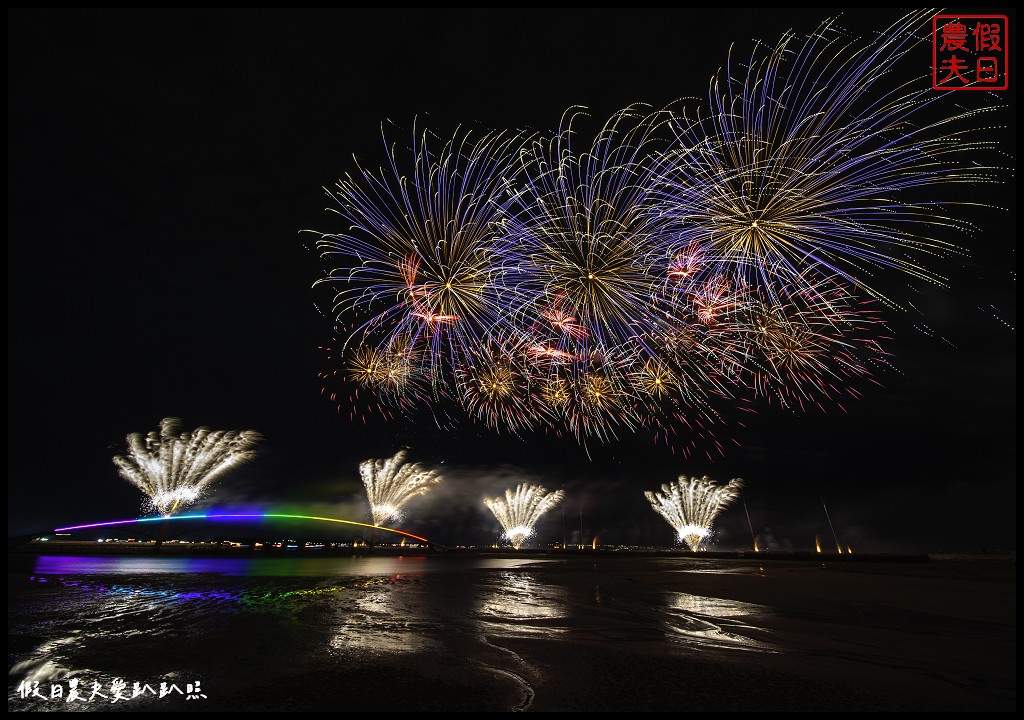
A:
[
  {"xmin": 645, "ymin": 475, "xmax": 743, "ymax": 551},
  {"xmin": 484, "ymin": 484, "xmax": 566, "ymax": 550},
  {"xmin": 112, "ymin": 418, "xmax": 261, "ymax": 516},
  {"xmin": 359, "ymin": 449, "xmax": 442, "ymax": 526}
]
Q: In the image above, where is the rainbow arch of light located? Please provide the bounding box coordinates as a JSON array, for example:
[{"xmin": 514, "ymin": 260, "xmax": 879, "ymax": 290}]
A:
[{"xmin": 53, "ymin": 513, "xmax": 429, "ymax": 544}]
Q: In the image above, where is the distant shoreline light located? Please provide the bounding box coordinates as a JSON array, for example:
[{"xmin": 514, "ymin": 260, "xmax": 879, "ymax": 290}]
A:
[{"xmin": 53, "ymin": 513, "xmax": 429, "ymax": 544}]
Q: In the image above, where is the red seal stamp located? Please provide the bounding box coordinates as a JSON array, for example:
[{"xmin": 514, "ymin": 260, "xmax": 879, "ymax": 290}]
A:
[{"xmin": 933, "ymin": 14, "xmax": 1009, "ymax": 90}]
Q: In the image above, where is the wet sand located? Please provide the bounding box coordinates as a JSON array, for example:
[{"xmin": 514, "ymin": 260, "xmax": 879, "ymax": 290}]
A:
[
  {"xmin": 7, "ymin": 554, "xmax": 1015, "ymax": 712},
  {"xmin": 497, "ymin": 556, "xmax": 1016, "ymax": 712}
]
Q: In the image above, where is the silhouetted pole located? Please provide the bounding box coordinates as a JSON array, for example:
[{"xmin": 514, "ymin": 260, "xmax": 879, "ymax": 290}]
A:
[{"xmin": 579, "ymin": 503, "xmax": 584, "ymax": 550}]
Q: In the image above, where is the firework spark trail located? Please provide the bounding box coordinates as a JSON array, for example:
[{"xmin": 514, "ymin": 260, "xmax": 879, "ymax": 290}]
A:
[
  {"xmin": 359, "ymin": 448, "xmax": 442, "ymax": 526},
  {"xmin": 820, "ymin": 495, "xmax": 844, "ymax": 555},
  {"xmin": 484, "ymin": 483, "xmax": 566, "ymax": 550},
  {"xmin": 509, "ymin": 105, "xmax": 678, "ymax": 353},
  {"xmin": 652, "ymin": 10, "xmax": 1005, "ymax": 311},
  {"xmin": 311, "ymin": 121, "xmax": 532, "ymax": 383},
  {"xmin": 645, "ymin": 475, "xmax": 744, "ymax": 551},
  {"xmin": 733, "ymin": 268, "xmax": 891, "ymax": 412},
  {"xmin": 309, "ymin": 11, "xmax": 1008, "ymax": 453},
  {"xmin": 456, "ymin": 335, "xmax": 541, "ymax": 436},
  {"xmin": 112, "ymin": 418, "xmax": 261, "ymax": 516}
]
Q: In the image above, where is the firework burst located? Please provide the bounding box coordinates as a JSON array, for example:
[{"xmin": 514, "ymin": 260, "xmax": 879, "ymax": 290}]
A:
[
  {"xmin": 310, "ymin": 11, "xmax": 1007, "ymax": 454},
  {"xmin": 455, "ymin": 336, "xmax": 540, "ymax": 435},
  {"xmin": 311, "ymin": 121, "xmax": 531, "ymax": 380},
  {"xmin": 736, "ymin": 271, "xmax": 890, "ymax": 411},
  {"xmin": 652, "ymin": 10, "xmax": 1004, "ymax": 310},
  {"xmin": 112, "ymin": 418, "xmax": 261, "ymax": 516},
  {"xmin": 318, "ymin": 334, "xmax": 430, "ymax": 425},
  {"xmin": 509, "ymin": 105, "xmax": 678, "ymax": 351}
]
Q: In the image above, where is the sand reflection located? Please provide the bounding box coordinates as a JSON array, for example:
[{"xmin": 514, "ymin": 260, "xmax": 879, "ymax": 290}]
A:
[
  {"xmin": 660, "ymin": 592, "xmax": 777, "ymax": 652},
  {"xmin": 328, "ymin": 574, "xmax": 442, "ymax": 655},
  {"xmin": 475, "ymin": 571, "xmax": 567, "ymax": 637}
]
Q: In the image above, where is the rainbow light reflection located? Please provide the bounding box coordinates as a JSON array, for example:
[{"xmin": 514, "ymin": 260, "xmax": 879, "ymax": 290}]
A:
[{"xmin": 53, "ymin": 513, "xmax": 430, "ymax": 544}]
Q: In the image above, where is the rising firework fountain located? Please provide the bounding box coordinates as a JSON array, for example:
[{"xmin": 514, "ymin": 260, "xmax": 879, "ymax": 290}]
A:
[
  {"xmin": 359, "ymin": 448, "xmax": 442, "ymax": 530},
  {"xmin": 484, "ymin": 484, "xmax": 565, "ymax": 550},
  {"xmin": 645, "ymin": 475, "xmax": 743, "ymax": 551},
  {"xmin": 113, "ymin": 417, "xmax": 260, "ymax": 517}
]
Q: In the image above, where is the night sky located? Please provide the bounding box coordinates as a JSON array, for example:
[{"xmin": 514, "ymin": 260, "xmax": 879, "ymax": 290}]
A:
[{"xmin": 8, "ymin": 9, "xmax": 1016, "ymax": 553}]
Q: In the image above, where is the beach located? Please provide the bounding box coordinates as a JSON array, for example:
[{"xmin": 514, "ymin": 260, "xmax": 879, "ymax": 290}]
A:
[{"xmin": 7, "ymin": 552, "xmax": 1015, "ymax": 712}]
